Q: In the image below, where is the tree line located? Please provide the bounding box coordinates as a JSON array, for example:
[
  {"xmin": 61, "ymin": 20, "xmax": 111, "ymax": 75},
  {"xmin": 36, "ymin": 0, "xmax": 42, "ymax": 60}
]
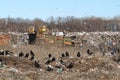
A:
[{"xmin": 0, "ymin": 16, "xmax": 120, "ymax": 32}]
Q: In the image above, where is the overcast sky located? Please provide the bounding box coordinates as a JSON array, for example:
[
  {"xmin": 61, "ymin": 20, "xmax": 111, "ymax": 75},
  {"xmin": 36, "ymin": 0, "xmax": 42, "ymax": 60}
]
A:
[{"xmin": 0, "ymin": 0, "xmax": 120, "ymax": 20}]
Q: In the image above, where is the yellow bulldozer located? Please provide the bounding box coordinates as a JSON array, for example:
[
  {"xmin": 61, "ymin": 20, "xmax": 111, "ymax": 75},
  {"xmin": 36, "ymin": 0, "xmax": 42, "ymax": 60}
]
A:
[
  {"xmin": 28, "ymin": 26, "xmax": 35, "ymax": 34},
  {"xmin": 38, "ymin": 25, "xmax": 48, "ymax": 34},
  {"xmin": 27, "ymin": 25, "xmax": 49, "ymax": 39},
  {"xmin": 28, "ymin": 25, "xmax": 48, "ymax": 34}
]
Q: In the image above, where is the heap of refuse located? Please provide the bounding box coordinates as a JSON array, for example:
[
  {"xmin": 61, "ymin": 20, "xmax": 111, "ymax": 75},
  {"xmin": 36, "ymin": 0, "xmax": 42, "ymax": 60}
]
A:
[
  {"xmin": 85, "ymin": 32, "xmax": 120, "ymax": 47},
  {"xmin": 67, "ymin": 31, "xmax": 120, "ymax": 48}
]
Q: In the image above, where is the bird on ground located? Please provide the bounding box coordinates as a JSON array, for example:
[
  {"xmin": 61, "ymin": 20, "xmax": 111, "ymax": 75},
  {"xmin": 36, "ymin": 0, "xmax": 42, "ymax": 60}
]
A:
[
  {"xmin": 61, "ymin": 53, "xmax": 65, "ymax": 58},
  {"xmin": 45, "ymin": 59, "xmax": 51, "ymax": 65},
  {"xmin": 5, "ymin": 50, "xmax": 13, "ymax": 55},
  {"xmin": 30, "ymin": 50, "xmax": 35, "ymax": 56},
  {"xmin": 51, "ymin": 57, "xmax": 56, "ymax": 62},
  {"xmin": 87, "ymin": 49, "xmax": 94, "ymax": 55},
  {"xmin": 29, "ymin": 55, "xmax": 34, "ymax": 60},
  {"xmin": 34, "ymin": 61, "xmax": 40, "ymax": 68},
  {"xmin": 66, "ymin": 62, "xmax": 74, "ymax": 69},
  {"xmin": 48, "ymin": 53, "xmax": 52, "ymax": 58},
  {"xmin": 77, "ymin": 52, "xmax": 81, "ymax": 57},
  {"xmin": 24, "ymin": 53, "xmax": 29, "ymax": 58},
  {"xmin": 60, "ymin": 59, "xmax": 65, "ymax": 65},
  {"xmin": 65, "ymin": 51, "xmax": 69, "ymax": 57},
  {"xmin": 19, "ymin": 51, "xmax": 24, "ymax": 57}
]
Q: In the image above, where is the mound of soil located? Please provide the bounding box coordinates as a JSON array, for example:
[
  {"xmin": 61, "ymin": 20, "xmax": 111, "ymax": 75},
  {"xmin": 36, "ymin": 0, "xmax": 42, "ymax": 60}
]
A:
[{"xmin": 0, "ymin": 55, "xmax": 120, "ymax": 80}]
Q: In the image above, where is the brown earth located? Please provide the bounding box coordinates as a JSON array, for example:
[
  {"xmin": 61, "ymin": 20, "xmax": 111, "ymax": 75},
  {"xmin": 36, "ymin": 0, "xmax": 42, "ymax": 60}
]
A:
[{"xmin": 0, "ymin": 44, "xmax": 120, "ymax": 80}]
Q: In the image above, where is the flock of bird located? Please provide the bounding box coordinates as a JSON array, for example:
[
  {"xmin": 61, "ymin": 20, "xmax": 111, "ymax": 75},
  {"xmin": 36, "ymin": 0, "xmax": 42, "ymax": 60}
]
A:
[{"xmin": 0, "ymin": 49, "xmax": 96, "ymax": 71}]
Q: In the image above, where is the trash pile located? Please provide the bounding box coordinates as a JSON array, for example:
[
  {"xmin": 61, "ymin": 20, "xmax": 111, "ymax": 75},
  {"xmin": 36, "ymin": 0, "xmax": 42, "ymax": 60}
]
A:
[
  {"xmin": 64, "ymin": 31, "xmax": 120, "ymax": 49},
  {"xmin": 69, "ymin": 31, "xmax": 120, "ymax": 55},
  {"xmin": 9, "ymin": 32, "xmax": 29, "ymax": 47},
  {"xmin": 84, "ymin": 32, "xmax": 120, "ymax": 47}
]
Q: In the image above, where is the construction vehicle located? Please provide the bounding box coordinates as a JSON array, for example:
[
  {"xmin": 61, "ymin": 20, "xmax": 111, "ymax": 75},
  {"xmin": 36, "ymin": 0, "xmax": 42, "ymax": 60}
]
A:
[
  {"xmin": 38, "ymin": 25, "xmax": 48, "ymax": 34},
  {"xmin": 27, "ymin": 26, "xmax": 37, "ymax": 44},
  {"xmin": 28, "ymin": 26, "xmax": 35, "ymax": 34},
  {"xmin": 27, "ymin": 25, "xmax": 49, "ymax": 44},
  {"xmin": 28, "ymin": 25, "xmax": 48, "ymax": 34}
]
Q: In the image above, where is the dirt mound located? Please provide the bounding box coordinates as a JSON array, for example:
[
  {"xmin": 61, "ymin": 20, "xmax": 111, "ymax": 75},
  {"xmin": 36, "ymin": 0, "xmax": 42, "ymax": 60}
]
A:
[
  {"xmin": 0, "ymin": 55, "xmax": 120, "ymax": 80},
  {"xmin": 0, "ymin": 55, "xmax": 37, "ymax": 71}
]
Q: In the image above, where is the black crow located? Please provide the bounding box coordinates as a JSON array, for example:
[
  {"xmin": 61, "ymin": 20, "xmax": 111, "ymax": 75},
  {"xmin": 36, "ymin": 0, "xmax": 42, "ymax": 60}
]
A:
[
  {"xmin": 60, "ymin": 59, "xmax": 65, "ymax": 65},
  {"xmin": 19, "ymin": 51, "xmax": 24, "ymax": 57},
  {"xmin": 29, "ymin": 55, "xmax": 34, "ymax": 60},
  {"xmin": 5, "ymin": 50, "xmax": 10, "ymax": 55},
  {"xmin": 45, "ymin": 59, "xmax": 51, "ymax": 65},
  {"xmin": 65, "ymin": 51, "xmax": 69, "ymax": 57},
  {"xmin": 87, "ymin": 49, "xmax": 94, "ymax": 55},
  {"xmin": 66, "ymin": 62, "xmax": 74, "ymax": 69},
  {"xmin": 61, "ymin": 53, "xmax": 65, "ymax": 57},
  {"xmin": 30, "ymin": 50, "xmax": 35, "ymax": 56},
  {"xmin": 24, "ymin": 53, "xmax": 29, "ymax": 58},
  {"xmin": 48, "ymin": 53, "xmax": 52, "ymax": 58},
  {"xmin": 5, "ymin": 50, "xmax": 13, "ymax": 55},
  {"xmin": 51, "ymin": 57, "xmax": 56, "ymax": 62},
  {"xmin": 45, "ymin": 56, "xmax": 55, "ymax": 65},
  {"xmin": 77, "ymin": 52, "xmax": 81, "ymax": 57},
  {"xmin": 34, "ymin": 61, "xmax": 40, "ymax": 68}
]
